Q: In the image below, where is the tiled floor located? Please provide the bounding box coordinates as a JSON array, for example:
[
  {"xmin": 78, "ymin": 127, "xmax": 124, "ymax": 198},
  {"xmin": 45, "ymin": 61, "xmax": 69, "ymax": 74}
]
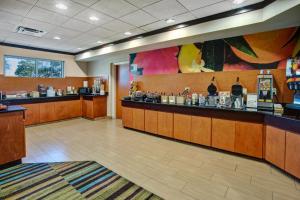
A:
[{"xmin": 24, "ymin": 118, "xmax": 300, "ymax": 200}]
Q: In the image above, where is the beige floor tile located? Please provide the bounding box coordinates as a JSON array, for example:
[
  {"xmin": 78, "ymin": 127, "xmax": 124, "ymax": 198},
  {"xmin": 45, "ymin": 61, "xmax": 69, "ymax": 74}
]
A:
[
  {"xmin": 273, "ymin": 192, "xmax": 300, "ymax": 200},
  {"xmin": 23, "ymin": 118, "xmax": 298, "ymax": 200}
]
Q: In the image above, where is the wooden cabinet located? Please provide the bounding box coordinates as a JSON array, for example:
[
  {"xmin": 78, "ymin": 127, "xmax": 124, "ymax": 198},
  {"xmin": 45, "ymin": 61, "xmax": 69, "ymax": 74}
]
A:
[
  {"xmin": 132, "ymin": 108, "xmax": 145, "ymax": 131},
  {"xmin": 55, "ymin": 100, "xmax": 82, "ymax": 120},
  {"xmin": 191, "ymin": 116, "xmax": 211, "ymax": 146},
  {"xmin": 82, "ymin": 96, "xmax": 107, "ymax": 119},
  {"xmin": 212, "ymin": 118, "xmax": 235, "ymax": 152},
  {"xmin": 39, "ymin": 102, "xmax": 56, "ymax": 123},
  {"xmin": 0, "ymin": 111, "xmax": 25, "ymax": 164},
  {"xmin": 21, "ymin": 103, "xmax": 40, "ymax": 126},
  {"xmin": 82, "ymin": 100, "xmax": 93, "ymax": 119},
  {"xmin": 145, "ymin": 110, "xmax": 158, "ymax": 134},
  {"xmin": 122, "ymin": 107, "xmax": 133, "ymax": 128},
  {"xmin": 157, "ymin": 111, "xmax": 173, "ymax": 138},
  {"xmin": 285, "ymin": 131, "xmax": 300, "ymax": 178},
  {"xmin": 235, "ymin": 121, "xmax": 263, "ymax": 158},
  {"xmin": 174, "ymin": 113, "xmax": 191, "ymax": 142},
  {"xmin": 265, "ymin": 125, "xmax": 286, "ymax": 169}
]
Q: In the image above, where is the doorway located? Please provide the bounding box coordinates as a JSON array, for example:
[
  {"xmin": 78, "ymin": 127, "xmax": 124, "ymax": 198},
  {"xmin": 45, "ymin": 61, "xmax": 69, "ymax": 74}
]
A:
[{"xmin": 115, "ymin": 63, "xmax": 130, "ymax": 119}]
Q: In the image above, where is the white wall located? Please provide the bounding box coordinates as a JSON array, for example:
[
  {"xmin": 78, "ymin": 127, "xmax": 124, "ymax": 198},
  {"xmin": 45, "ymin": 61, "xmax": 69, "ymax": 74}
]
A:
[{"xmin": 0, "ymin": 45, "xmax": 88, "ymax": 77}]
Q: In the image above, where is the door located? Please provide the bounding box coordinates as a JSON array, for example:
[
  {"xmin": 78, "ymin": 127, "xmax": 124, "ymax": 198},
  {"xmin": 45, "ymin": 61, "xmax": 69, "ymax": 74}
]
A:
[
  {"xmin": 174, "ymin": 113, "xmax": 191, "ymax": 142},
  {"xmin": 116, "ymin": 64, "xmax": 130, "ymax": 119}
]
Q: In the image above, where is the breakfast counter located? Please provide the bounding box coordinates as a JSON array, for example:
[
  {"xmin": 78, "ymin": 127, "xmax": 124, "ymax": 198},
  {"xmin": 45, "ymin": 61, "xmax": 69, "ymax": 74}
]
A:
[
  {"xmin": 121, "ymin": 99, "xmax": 300, "ymax": 179},
  {"xmin": 0, "ymin": 105, "xmax": 26, "ymax": 166}
]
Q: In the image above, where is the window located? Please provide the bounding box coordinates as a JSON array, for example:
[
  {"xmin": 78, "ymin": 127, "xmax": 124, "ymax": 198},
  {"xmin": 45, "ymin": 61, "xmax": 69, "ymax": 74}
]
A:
[{"xmin": 4, "ymin": 55, "xmax": 64, "ymax": 78}]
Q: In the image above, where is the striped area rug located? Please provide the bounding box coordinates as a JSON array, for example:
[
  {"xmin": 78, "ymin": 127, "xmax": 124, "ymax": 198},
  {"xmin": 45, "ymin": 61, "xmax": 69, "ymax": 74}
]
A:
[{"xmin": 0, "ymin": 161, "xmax": 163, "ymax": 200}]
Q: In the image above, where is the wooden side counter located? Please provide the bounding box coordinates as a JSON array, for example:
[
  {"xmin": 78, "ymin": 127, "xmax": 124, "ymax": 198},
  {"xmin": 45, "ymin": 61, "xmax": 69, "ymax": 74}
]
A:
[
  {"xmin": 0, "ymin": 106, "xmax": 26, "ymax": 165},
  {"xmin": 122, "ymin": 100, "xmax": 300, "ymax": 179},
  {"xmin": 82, "ymin": 95, "xmax": 107, "ymax": 119}
]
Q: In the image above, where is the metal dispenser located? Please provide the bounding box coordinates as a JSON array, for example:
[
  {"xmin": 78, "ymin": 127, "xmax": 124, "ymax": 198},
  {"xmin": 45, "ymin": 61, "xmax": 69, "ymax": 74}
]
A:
[{"xmin": 257, "ymin": 70, "xmax": 274, "ymax": 110}]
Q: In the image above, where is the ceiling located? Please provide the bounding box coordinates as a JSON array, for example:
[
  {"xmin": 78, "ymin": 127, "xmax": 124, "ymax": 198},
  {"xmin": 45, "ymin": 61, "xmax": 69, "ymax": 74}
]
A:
[{"xmin": 0, "ymin": 0, "xmax": 264, "ymax": 53}]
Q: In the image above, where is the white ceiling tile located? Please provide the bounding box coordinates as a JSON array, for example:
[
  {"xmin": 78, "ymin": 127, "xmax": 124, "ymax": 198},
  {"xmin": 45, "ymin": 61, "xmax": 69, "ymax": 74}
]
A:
[
  {"xmin": 18, "ymin": 0, "xmax": 38, "ymax": 5},
  {"xmin": 88, "ymin": 27, "xmax": 115, "ymax": 38},
  {"xmin": 228, "ymin": 0, "xmax": 264, "ymax": 8},
  {"xmin": 108, "ymin": 27, "xmax": 145, "ymax": 41},
  {"xmin": 125, "ymin": 0, "xmax": 161, "ymax": 8},
  {"xmin": 0, "ymin": 30, "xmax": 11, "ymax": 41},
  {"xmin": 72, "ymin": 34, "xmax": 102, "ymax": 45},
  {"xmin": 140, "ymin": 20, "xmax": 166, "ymax": 31},
  {"xmin": 50, "ymin": 27, "xmax": 81, "ymax": 38},
  {"xmin": 191, "ymin": 1, "xmax": 233, "ymax": 18},
  {"xmin": 120, "ymin": 10, "xmax": 158, "ymax": 27},
  {"xmin": 5, "ymin": 32, "xmax": 36, "ymax": 45},
  {"xmin": 62, "ymin": 18, "xmax": 95, "ymax": 32},
  {"xmin": 172, "ymin": 12, "xmax": 196, "ymax": 23},
  {"xmin": 0, "ymin": 11, "xmax": 23, "ymax": 25},
  {"xmin": 74, "ymin": 8, "xmax": 114, "ymax": 26},
  {"xmin": 71, "ymin": 0, "xmax": 98, "ymax": 6},
  {"xmin": 142, "ymin": 0, "xmax": 188, "ymax": 19},
  {"xmin": 27, "ymin": 7, "xmax": 70, "ymax": 25},
  {"xmin": 36, "ymin": 0, "xmax": 86, "ymax": 17},
  {"xmin": 177, "ymin": 0, "xmax": 223, "ymax": 11},
  {"xmin": 0, "ymin": 22, "xmax": 18, "ymax": 32},
  {"xmin": 91, "ymin": 0, "xmax": 138, "ymax": 18},
  {"xmin": 0, "ymin": 0, "xmax": 33, "ymax": 16},
  {"xmin": 101, "ymin": 20, "xmax": 135, "ymax": 32},
  {"xmin": 21, "ymin": 18, "xmax": 56, "ymax": 32}
]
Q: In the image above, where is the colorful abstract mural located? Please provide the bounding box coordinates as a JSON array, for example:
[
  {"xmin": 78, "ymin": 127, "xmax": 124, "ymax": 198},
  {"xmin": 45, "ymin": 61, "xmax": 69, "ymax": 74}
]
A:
[{"xmin": 129, "ymin": 27, "xmax": 300, "ymax": 77}]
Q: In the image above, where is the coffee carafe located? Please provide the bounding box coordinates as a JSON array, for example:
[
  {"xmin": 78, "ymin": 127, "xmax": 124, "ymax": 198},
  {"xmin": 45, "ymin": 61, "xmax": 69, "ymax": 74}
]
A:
[
  {"xmin": 206, "ymin": 77, "xmax": 218, "ymax": 107},
  {"xmin": 231, "ymin": 77, "xmax": 244, "ymax": 109}
]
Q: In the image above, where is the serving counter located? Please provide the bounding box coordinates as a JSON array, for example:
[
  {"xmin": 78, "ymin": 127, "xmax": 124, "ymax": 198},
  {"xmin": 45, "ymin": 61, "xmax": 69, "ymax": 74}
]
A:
[
  {"xmin": 0, "ymin": 105, "xmax": 26, "ymax": 166},
  {"xmin": 121, "ymin": 100, "xmax": 300, "ymax": 179}
]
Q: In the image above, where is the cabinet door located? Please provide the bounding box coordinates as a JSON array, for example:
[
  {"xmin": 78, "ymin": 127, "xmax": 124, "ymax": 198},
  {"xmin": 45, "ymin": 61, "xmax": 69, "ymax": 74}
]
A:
[
  {"xmin": 122, "ymin": 107, "xmax": 133, "ymax": 128},
  {"xmin": 68, "ymin": 100, "xmax": 82, "ymax": 118},
  {"xmin": 55, "ymin": 100, "xmax": 82, "ymax": 120},
  {"xmin": 132, "ymin": 108, "xmax": 145, "ymax": 131},
  {"xmin": 0, "ymin": 112, "xmax": 25, "ymax": 164},
  {"xmin": 93, "ymin": 97, "xmax": 107, "ymax": 118},
  {"xmin": 157, "ymin": 111, "xmax": 173, "ymax": 138},
  {"xmin": 235, "ymin": 121, "xmax": 263, "ymax": 158},
  {"xmin": 285, "ymin": 131, "xmax": 300, "ymax": 178},
  {"xmin": 40, "ymin": 102, "xmax": 56, "ymax": 123},
  {"xmin": 191, "ymin": 116, "xmax": 211, "ymax": 146},
  {"xmin": 174, "ymin": 113, "xmax": 191, "ymax": 142},
  {"xmin": 145, "ymin": 110, "xmax": 158, "ymax": 134},
  {"xmin": 265, "ymin": 125, "xmax": 285, "ymax": 169},
  {"xmin": 82, "ymin": 100, "xmax": 93, "ymax": 119},
  {"xmin": 212, "ymin": 118, "xmax": 235, "ymax": 152},
  {"xmin": 21, "ymin": 104, "xmax": 40, "ymax": 125}
]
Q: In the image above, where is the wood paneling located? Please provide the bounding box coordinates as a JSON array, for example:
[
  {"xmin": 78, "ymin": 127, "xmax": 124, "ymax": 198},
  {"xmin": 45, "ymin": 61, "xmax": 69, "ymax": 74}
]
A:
[
  {"xmin": 122, "ymin": 107, "xmax": 133, "ymax": 128},
  {"xmin": 132, "ymin": 108, "xmax": 145, "ymax": 131},
  {"xmin": 39, "ymin": 102, "xmax": 56, "ymax": 123},
  {"xmin": 21, "ymin": 103, "xmax": 40, "ymax": 125},
  {"xmin": 0, "ymin": 111, "xmax": 25, "ymax": 164},
  {"xmin": 174, "ymin": 113, "xmax": 191, "ymax": 142},
  {"xmin": 0, "ymin": 75, "xmax": 87, "ymax": 92},
  {"xmin": 116, "ymin": 64, "xmax": 130, "ymax": 119},
  {"xmin": 145, "ymin": 110, "xmax": 158, "ymax": 134},
  {"xmin": 191, "ymin": 116, "xmax": 211, "ymax": 146},
  {"xmin": 285, "ymin": 131, "xmax": 300, "ymax": 178},
  {"xmin": 157, "ymin": 111, "xmax": 173, "ymax": 138},
  {"xmin": 136, "ymin": 69, "xmax": 293, "ymax": 103},
  {"xmin": 212, "ymin": 118, "xmax": 235, "ymax": 152},
  {"xmin": 54, "ymin": 100, "xmax": 81, "ymax": 120},
  {"xmin": 235, "ymin": 121, "xmax": 263, "ymax": 158},
  {"xmin": 265, "ymin": 125, "xmax": 286, "ymax": 169}
]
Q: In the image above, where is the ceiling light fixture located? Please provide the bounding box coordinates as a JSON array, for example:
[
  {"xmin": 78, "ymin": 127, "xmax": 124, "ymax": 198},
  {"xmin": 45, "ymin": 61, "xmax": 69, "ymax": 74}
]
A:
[
  {"xmin": 77, "ymin": 48, "xmax": 82, "ymax": 50},
  {"xmin": 166, "ymin": 18, "xmax": 175, "ymax": 24},
  {"xmin": 53, "ymin": 36, "xmax": 61, "ymax": 40},
  {"xmin": 176, "ymin": 24, "xmax": 186, "ymax": 29},
  {"xmin": 89, "ymin": 16, "xmax": 99, "ymax": 21},
  {"xmin": 55, "ymin": 3, "xmax": 68, "ymax": 10},
  {"xmin": 96, "ymin": 41, "xmax": 103, "ymax": 44},
  {"xmin": 124, "ymin": 32, "xmax": 132, "ymax": 36},
  {"xmin": 233, "ymin": 0, "xmax": 246, "ymax": 4}
]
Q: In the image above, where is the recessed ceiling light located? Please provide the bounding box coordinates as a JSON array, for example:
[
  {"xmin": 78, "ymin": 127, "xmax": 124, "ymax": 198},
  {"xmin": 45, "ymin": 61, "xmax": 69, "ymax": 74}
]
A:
[
  {"xmin": 53, "ymin": 36, "xmax": 61, "ymax": 40},
  {"xmin": 124, "ymin": 32, "xmax": 132, "ymax": 36},
  {"xmin": 176, "ymin": 24, "xmax": 186, "ymax": 29},
  {"xmin": 89, "ymin": 16, "xmax": 99, "ymax": 21},
  {"xmin": 77, "ymin": 48, "xmax": 82, "ymax": 50},
  {"xmin": 233, "ymin": 0, "xmax": 246, "ymax": 4},
  {"xmin": 96, "ymin": 41, "xmax": 103, "ymax": 44},
  {"xmin": 136, "ymin": 36, "xmax": 143, "ymax": 39},
  {"xmin": 166, "ymin": 18, "xmax": 175, "ymax": 24},
  {"xmin": 55, "ymin": 3, "xmax": 68, "ymax": 10}
]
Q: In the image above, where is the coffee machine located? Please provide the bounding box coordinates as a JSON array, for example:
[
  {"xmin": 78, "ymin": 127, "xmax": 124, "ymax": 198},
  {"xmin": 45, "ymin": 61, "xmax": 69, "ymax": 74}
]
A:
[
  {"xmin": 257, "ymin": 70, "xmax": 274, "ymax": 110},
  {"xmin": 286, "ymin": 58, "xmax": 300, "ymax": 110},
  {"xmin": 231, "ymin": 77, "xmax": 244, "ymax": 109},
  {"xmin": 206, "ymin": 77, "xmax": 218, "ymax": 107}
]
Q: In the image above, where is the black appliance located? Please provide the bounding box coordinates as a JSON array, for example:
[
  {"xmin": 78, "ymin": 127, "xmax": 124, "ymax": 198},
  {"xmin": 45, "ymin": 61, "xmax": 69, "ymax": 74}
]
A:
[{"xmin": 78, "ymin": 87, "xmax": 92, "ymax": 95}]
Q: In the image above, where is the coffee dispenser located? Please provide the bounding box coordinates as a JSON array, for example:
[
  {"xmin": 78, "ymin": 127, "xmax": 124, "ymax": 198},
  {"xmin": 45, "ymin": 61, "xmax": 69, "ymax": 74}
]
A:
[
  {"xmin": 206, "ymin": 77, "xmax": 219, "ymax": 107},
  {"xmin": 231, "ymin": 77, "xmax": 244, "ymax": 109},
  {"xmin": 257, "ymin": 70, "xmax": 274, "ymax": 110},
  {"xmin": 286, "ymin": 58, "xmax": 300, "ymax": 110}
]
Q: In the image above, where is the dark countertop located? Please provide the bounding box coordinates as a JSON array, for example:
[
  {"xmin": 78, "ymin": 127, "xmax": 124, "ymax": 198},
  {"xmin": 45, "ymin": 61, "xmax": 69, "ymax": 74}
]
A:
[
  {"xmin": 0, "ymin": 105, "xmax": 26, "ymax": 114},
  {"xmin": 122, "ymin": 99, "xmax": 300, "ymax": 134},
  {"xmin": 0, "ymin": 95, "xmax": 80, "ymax": 105}
]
